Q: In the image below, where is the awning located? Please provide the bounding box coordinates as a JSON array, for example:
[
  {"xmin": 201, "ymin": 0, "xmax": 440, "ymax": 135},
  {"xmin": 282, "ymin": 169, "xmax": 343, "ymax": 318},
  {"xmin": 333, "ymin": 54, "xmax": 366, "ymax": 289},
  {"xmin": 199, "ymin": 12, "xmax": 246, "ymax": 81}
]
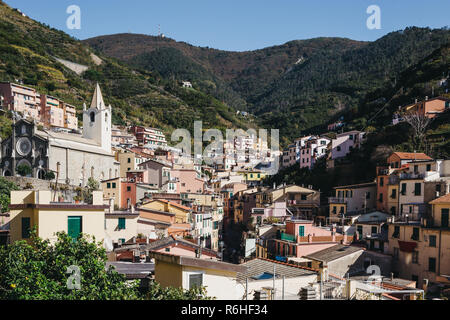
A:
[{"xmin": 398, "ymin": 240, "xmax": 417, "ymax": 252}]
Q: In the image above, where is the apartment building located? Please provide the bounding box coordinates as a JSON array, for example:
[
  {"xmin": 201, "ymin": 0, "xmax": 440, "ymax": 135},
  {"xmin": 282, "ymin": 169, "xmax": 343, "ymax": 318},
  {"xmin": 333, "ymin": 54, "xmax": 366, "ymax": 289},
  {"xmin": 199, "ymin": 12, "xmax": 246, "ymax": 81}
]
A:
[
  {"xmin": 299, "ymin": 136, "xmax": 330, "ymax": 169},
  {"xmin": 130, "ymin": 125, "xmax": 167, "ymax": 147},
  {"xmin": 330, "ymin": 130, "xmax": 365, "ymax": 160},
  {"xmin": 0, "ymin": 82, "xmax": 41, "ymax": 121},
  {"xmin": 328, "ymin": 182, "xmax": 377, "ymax": 224},
  {"xmin": 401, "ymin": 96, "xmax": 450, "ymax": 119},
  {"xmin": 387, "ymin": 193, "xmax": 450, "ymax": 289}
]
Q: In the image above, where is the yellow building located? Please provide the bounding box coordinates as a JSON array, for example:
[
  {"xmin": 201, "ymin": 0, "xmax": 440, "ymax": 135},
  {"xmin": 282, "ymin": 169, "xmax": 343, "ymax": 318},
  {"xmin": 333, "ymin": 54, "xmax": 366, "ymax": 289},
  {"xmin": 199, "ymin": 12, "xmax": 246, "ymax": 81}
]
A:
[
  {"xmin": 238, "ymin": 170, "xmax": 266, "ymax": 185},
  {"xmin": 387, "ymin": 193, "xmax": 450, "ymax": 289},
  {"xmin": 149, "ymin": 251, "xmax": 246, "ymax": 300},
  {"xmin": 387, "ymin": 184, "xmax": 399, "ymax": 215},
  {"xmin": 139, "ymin": 199, "xmax": 191, "ymax": 224},
  {"xmin": 101, "ymin": 177, "xmax": 121, "ymax": 208},
  {"xmin": 9, "ymin": 190, "xmax": 107, "ymax": 244}
]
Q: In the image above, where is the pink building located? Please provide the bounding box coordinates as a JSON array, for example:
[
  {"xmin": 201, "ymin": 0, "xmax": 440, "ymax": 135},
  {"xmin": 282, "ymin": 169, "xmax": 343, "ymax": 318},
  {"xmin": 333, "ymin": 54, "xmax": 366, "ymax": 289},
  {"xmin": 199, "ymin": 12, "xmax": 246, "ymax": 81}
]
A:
[
  {"xmin": 272, "ymin": 220, "xmax": 353, "ymax": 258},
  {"xmin": 170, "ymin": 169, "xmax": 205, "ymax": 194},
  {"xmin": 0, "ymin": 82, "xmax": 41, "ymax": 121}
]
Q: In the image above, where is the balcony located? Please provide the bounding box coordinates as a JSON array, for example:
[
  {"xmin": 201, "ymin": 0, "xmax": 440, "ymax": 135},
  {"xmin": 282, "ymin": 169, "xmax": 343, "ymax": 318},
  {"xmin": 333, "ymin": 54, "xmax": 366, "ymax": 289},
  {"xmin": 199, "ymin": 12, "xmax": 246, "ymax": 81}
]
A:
[
  {"xmin": 399, "ymin": 172, "xmax": 425, "ymax": 180},
  {"xmin": 328, "ymin": 197, "xmax": 347, "ymax": 204}
]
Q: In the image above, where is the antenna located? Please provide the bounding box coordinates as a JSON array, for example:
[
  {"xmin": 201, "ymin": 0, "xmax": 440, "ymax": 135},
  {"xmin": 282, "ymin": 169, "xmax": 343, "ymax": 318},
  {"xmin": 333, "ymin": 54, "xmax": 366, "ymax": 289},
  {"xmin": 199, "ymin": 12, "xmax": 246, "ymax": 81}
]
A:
[{"xmin": 158, "ymin": 24, "xmax": 161, "ymax": 36}]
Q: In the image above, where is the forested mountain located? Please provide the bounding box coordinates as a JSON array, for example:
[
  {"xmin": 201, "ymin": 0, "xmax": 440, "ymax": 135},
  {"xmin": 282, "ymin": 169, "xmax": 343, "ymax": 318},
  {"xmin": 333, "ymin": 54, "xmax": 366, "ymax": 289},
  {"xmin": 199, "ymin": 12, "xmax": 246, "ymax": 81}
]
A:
[{"xmin": 0, "ymin": 2, "xmax": 254, "ymax": 141}]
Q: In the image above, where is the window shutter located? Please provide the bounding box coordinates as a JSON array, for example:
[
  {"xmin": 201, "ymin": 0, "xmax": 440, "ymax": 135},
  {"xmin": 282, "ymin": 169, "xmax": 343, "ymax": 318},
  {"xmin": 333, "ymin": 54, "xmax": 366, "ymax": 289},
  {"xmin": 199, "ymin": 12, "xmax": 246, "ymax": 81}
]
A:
[{"xmin": 118, "ymin": 218, "xmax": 126, "ymax": 230}]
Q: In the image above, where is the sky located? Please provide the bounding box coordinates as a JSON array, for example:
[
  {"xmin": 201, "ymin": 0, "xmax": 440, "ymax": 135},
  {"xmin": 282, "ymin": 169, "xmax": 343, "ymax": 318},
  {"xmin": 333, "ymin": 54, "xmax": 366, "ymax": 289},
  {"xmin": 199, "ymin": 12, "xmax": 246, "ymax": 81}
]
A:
[{"xmin": 4, "ymin": 0, "xmax": 450, "ymax": 52}]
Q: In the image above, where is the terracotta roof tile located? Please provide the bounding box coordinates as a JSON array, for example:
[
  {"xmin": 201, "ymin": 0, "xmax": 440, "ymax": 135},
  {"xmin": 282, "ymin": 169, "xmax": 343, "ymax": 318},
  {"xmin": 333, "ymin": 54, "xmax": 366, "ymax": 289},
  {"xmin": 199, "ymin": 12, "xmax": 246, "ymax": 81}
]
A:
[
  {"xmin": 430, "ymin": 193, "xmax": 450, "ymax": 204},
  {"xmin": 391, "ymin": 152, "xmax": 432, "ymax": 160}
]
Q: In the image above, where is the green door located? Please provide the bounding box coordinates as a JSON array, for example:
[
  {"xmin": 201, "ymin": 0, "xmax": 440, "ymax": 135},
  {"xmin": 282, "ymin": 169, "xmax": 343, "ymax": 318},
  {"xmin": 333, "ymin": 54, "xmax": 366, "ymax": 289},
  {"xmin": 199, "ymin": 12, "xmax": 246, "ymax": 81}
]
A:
[
  {"xmin": 298, "ymin": 226, "xmax": 305, "ymax": 237},
  {"xmin": 68, "ymin": 216, "xmax": 82, "ymax": 241}
]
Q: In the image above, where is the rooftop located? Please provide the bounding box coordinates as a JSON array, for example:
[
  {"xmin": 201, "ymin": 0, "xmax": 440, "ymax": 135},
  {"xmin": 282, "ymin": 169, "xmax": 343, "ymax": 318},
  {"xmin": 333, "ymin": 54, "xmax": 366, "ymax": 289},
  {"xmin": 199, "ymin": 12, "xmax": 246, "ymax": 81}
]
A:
[
  {"xmin": 237, "ymin": 258, "xmax": 317, "ymax": 283},
  {"xmin": 304, "ymin": 244, "xmax": 364, "ymax": 263}
]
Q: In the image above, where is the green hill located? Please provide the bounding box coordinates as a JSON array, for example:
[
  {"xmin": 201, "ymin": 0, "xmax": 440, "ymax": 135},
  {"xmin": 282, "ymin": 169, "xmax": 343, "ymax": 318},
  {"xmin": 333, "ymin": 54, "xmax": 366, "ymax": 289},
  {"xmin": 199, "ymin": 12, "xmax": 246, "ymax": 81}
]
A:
[
  {"xmin": 0, "ymin": 2, "xmax": 255, "ymax": 141},
  {"xmin": 86, "ymin": 28, "xmax": 450, "ymax": 145}
]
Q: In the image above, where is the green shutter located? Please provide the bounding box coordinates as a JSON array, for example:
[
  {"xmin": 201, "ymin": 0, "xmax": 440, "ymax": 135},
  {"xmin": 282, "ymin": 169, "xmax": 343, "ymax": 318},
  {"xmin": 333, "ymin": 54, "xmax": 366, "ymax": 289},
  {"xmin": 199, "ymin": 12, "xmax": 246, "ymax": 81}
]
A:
[
  {"xmin": 414, "ymin": 183, "xmax": 421, "ymax": 196},
  {"xmin": 118, "ymin": 218, "xmax": 126, "ymax": 230},
  {"xmin": 68, "ymin": 216, "xmax": 82, "ymax": 241},
  {"xmin": 298, "ymin": 226, "xmax": 305, "ymax": 237},
  {"xmin": 21, "ymin": 217, "xmax": 31, "ymax": 239}
]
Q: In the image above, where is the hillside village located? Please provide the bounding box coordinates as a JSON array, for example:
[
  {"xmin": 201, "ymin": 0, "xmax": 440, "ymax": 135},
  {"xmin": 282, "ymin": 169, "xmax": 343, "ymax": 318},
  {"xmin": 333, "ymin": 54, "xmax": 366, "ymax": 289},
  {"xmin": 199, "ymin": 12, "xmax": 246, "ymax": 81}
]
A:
[
  {"xmin": 1, "ymin": 78, "xmax": 449, "ymax": 300},
  {"xmin": 0, "ymin": 0, "xmax": 450, "ymax": 303}
]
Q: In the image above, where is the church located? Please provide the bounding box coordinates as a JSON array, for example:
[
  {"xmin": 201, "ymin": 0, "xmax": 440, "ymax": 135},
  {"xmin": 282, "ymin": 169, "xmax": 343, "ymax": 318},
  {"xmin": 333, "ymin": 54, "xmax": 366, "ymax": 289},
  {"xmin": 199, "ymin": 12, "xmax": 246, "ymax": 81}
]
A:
[{"xmin": 0, "ymin": 84, "xmax": 120, "ymax": 186}]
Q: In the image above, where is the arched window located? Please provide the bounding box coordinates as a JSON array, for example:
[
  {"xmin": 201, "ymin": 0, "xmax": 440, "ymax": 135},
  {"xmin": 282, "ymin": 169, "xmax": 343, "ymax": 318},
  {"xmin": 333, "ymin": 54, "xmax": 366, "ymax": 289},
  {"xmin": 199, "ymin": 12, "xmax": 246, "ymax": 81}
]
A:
[{"xmin": 90, "ymin": 111, "xmax": 95, "ymax": 122}]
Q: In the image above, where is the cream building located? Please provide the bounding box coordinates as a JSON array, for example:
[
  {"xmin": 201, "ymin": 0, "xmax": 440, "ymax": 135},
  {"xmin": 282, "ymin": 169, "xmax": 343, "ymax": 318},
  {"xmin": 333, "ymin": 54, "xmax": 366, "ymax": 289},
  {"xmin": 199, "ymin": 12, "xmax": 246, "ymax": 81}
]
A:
[{"xmin": 8, "ymin": 190, "xmax": 107, "ymax": 244}]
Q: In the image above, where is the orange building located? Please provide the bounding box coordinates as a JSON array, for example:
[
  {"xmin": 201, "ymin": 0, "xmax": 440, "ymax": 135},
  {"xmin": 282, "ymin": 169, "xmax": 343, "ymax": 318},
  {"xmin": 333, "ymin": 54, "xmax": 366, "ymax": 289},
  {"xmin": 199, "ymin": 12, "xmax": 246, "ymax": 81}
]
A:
[{"xmin": 403, "ymin": 97, "xmax": 450, "ymax": 119}]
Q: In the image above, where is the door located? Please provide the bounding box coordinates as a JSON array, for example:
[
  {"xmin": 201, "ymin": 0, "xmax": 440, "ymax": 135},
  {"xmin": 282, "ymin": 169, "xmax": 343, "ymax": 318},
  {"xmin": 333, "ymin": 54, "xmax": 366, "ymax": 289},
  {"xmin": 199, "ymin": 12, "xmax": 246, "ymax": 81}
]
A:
[{"xmin": 68, "ymin": 216, "xmax": 82, "ymax": 241}]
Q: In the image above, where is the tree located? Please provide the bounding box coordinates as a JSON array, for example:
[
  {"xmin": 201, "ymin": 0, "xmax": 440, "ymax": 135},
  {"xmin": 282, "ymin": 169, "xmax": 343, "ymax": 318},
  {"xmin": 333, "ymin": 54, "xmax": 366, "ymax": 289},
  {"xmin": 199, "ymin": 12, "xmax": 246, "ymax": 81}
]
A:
[
  {"xmin": 0, "ymin": 231, "xmax": 140, "ymax": 300},
  {"xmin": 143, "ymin": 281, "xmax": 213, "ymax": 300},
  {"xmin": 0, "ymin": 177, "xmax": 19, "ymax": 213},
  {"xmin": 82, "ymin": 177, "xmax": 100, "ymax": 204},
  {"xmin": 403, "ymin": 112, "xmax": 432, "ymax": 152},
  {"xmin": 44, "ymin": 171, "xmax": 55, "ymax": 181},
  {"xmin": 16, "ymin": 164, "xmax": 32, "ymax": 177},
  {"xmin": 0, "ymin": 231, "xmax": 213, "ymax": 300}
]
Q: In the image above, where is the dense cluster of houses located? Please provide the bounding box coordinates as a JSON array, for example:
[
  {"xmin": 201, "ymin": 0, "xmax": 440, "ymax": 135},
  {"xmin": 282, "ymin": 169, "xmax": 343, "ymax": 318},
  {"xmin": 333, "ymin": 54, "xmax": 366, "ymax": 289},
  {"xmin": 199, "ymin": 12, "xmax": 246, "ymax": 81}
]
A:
[{"xmin": 0, "ymin": 85, "xmax": 449, "ymax": 300}]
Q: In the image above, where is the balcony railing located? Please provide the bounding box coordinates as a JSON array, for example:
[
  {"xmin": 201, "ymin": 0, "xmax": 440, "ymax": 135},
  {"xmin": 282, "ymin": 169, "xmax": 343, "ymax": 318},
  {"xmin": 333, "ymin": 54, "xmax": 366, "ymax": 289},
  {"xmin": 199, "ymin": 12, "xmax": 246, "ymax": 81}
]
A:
[
  {"xmin": 328, "ymin": 197, "xmax": 347, "ymax": 204},
  {"xmin": 399, "ymin": 172, "xmax": 425, "ymax": 180}
]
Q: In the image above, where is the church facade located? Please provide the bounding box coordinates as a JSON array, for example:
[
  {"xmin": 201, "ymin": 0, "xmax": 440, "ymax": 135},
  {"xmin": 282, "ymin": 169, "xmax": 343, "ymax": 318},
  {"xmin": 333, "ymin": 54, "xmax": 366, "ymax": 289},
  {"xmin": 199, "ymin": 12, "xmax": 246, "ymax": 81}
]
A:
[{"xmin": 0, "ymin": 84, "xmax": 119, "ymax": 186}]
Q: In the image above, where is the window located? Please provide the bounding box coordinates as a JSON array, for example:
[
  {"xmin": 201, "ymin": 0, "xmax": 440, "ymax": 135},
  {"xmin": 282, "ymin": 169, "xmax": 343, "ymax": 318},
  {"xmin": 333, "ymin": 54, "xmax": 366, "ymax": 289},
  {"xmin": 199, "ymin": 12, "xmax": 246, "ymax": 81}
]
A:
[
  {"xmin": 301, "ymin": 194, "xmax": 307, "ymax": 201},
  {"xmin": 414, "ymin": 183, "xmax": 421, "ymax": 196},
  {"xmin": 412, "ymin": 227, "xmax": 419, "ymax": 241},
  {"xmin": 366, "ymin": 192, "xmax": 371, "ymax": 199},
  {"xmin": 379, "ymin": 177, "xmax": 384, "ymax": 187},
  {"xmin": 118, "ymin": 218, "xmax": 126, "ymax": 230},
  {"xmin": 428, "ymin": 257, "xmax": 436, "ymax": 272},
  {"xmin": 426, "ymin": 164, "xmax": 431, "ymax": 172},
  {"xmin": 337, "ymin": 146, "xmax": 341, "ymax": 152},
  {"xmin": 412, "ymin": 251, "xmax": 419, "ymax": 264},
  {"xmin": 21, "ymin": 217, "xmax": 31, "ymax": 239},
  {"xmin": 127, "ymin": 158, "xmax": 131, "ymax": 163},
  {"xmin": 391, "ymin": 189, "xmax": 397, "ymax": 199},
  {"xmin": 357, "ymin": 226, "xmax": 363, "ymax": 239},
  {"xmin": 393, "ymin": 226, "xmax": 400, "ymax": 238},
  {"xmin": 414, "ymin": 165, "xmax": 418, "ymax": 173},
  {"xmin": 442, "ymin": 209, "xmax": 449, "ymax": 228},
  {"xmin": 112, "ymin": 182, "xmax": 116, "ymax": 188},
  {"xmin": 378, "ymin": 193, "xmax": 383, "ymax": 203},
  {"xmin": 401, "ymin": 183, "xmax": 407, "ymax": 195},
  {"xmin": 107, "ymin": 182, "xmax": 111, "ymax": 189},
  {"xmin": 371, "ymin": 226, "xmax": 377, "ymax": 234},
  {"xmin": 126, "ymin": 186, "xmax": 131, "ymax": 192},
  {"xmin": 90, "ymin": 111, "xmax": 95, "ymax": 122},
  {"xmin": 429, "ymin": 235, "xmax": 436, "ymax": 247}
]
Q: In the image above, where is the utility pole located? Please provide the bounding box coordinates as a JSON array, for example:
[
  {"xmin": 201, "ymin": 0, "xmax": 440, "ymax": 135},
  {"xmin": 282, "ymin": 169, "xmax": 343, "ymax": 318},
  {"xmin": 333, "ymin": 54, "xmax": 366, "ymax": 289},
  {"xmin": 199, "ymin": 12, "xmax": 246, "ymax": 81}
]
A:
[{"xmin": 273, "ymin": 264, "xmax": 276, "ymax": 300}]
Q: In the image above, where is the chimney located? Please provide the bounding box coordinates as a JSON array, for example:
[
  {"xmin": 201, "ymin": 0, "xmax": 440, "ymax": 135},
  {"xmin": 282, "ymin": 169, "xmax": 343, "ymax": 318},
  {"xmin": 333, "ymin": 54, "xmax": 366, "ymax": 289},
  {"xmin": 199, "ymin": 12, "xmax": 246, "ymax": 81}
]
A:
[
  {"xmin": 390, "ymin": 272, "xmax": 394, "ymax": 281},
  {"xmin": 425, "ymin": 96, "xmax": 428, "ymax": 101},
  {"xmin": 131, "ymin": 205, "xmax": 135, "ymax": 214},
  {"xmin": 415, "ymin": 99, "xmax": 418, "ymax": 104},
  {"xmin": 332, "ymin": 232, "xmax": 336, "ymax": 242}
]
